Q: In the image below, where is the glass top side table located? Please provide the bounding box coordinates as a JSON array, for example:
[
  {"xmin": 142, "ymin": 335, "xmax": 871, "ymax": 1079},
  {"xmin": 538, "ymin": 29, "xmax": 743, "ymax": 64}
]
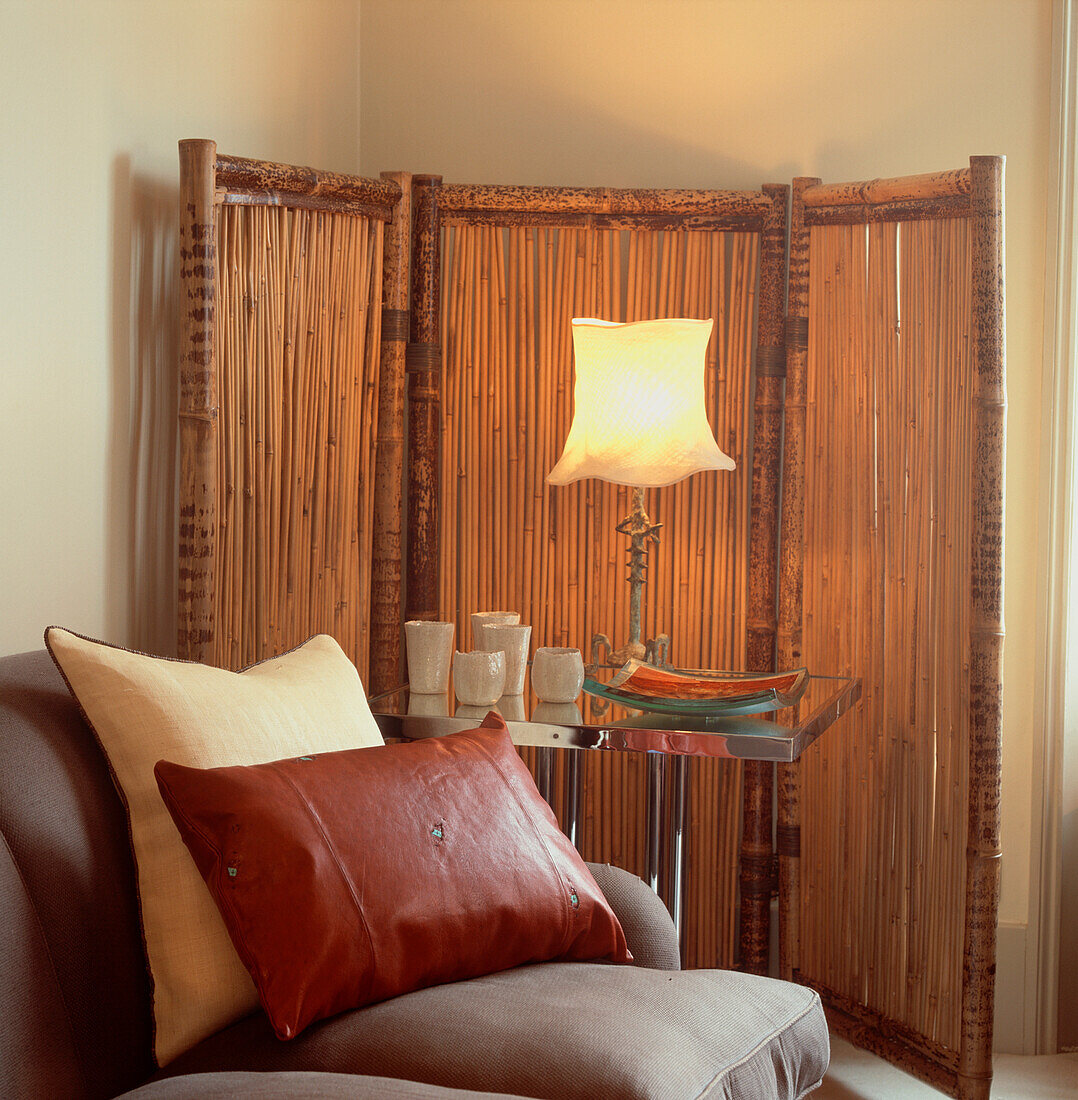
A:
[{"xmin": 368, "ymin": 671, "xmax": 861, "ymax": 941}]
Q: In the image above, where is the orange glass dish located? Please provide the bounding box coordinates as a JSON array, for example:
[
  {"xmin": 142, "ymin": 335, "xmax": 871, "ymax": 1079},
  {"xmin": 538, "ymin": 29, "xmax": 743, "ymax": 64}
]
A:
[{"xmin": 610, "ymin": 661, "xmax": 806, "ymax": 702}]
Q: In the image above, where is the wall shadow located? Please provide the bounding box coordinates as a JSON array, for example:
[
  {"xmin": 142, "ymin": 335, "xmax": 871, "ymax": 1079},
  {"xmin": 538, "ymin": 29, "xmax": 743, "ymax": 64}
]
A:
[{"xmin": 108, "ymin": 155, "xmax": 179, "ymax": 656}]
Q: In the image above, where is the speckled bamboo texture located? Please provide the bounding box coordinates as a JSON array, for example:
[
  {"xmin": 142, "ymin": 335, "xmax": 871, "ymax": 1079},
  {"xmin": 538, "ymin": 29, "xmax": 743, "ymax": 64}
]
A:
[{"xmin": 437, "ymin": 224, "xmax": 759, "ymax": 969}]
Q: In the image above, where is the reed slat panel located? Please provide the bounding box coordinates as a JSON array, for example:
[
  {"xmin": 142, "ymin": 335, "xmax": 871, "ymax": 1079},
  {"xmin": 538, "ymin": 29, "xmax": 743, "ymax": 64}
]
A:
[
  {"xmin": 798, "ymin": 218, "xmax": 973, "ymax": 1059},
  {"xmin": 437, "ymin": 225, "xmax": 756, "ymax": 968},
  {"xmin": 209, "ymin": 203, "xmax": 385, "ymax": 675}
]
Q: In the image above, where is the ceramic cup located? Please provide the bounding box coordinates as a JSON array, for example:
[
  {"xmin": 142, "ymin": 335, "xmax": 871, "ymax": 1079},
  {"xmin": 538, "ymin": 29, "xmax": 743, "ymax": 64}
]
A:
[
  {"xmin": 452, "ymin": 649, "xmax": 506, "ymax": 707},
  {"xmin": 532, "ymin": 701, "xmax": 583, "ymax": 726},
  {"xmin": 482, "ymin": 623, "xmax": 531, "ymax": 696},
  {"xmin": 496, "ymin": 693, "xmax": 527, "ymax": 722},
  {"xmin": 407, "ymin": 692, "xmax": 449, "ymax": 717},
  {"xmin": 454, "ymin": 703, "xmax": 493, "ymax": 721},
  {"xmin": 471, "ymin": 610, "xmax": 520, "ymax": 650},
  {"xmin": 404, "ymin": 620, "xmax": 455, "ymax": 694},
  {"xmin": 531, "ymin": 646, "xmax": 585, "ymax": 703}
]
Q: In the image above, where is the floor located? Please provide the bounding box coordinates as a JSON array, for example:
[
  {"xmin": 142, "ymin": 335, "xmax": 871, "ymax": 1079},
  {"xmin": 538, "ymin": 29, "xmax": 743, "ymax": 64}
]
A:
[{"xmin": 815, "ymin": 1036, "xmax": 1078, "ymax": 1099}]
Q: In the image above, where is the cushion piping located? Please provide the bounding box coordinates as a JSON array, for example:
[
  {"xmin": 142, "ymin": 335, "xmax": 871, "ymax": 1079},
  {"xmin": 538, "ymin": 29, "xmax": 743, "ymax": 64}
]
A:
[
  {"xmin": 43, "ymin": 626, "xmax": 163, "ymax": 1064},
  {"xmin": 693, "ymin": 989, "xmax": 825, "ymax": 1100}
]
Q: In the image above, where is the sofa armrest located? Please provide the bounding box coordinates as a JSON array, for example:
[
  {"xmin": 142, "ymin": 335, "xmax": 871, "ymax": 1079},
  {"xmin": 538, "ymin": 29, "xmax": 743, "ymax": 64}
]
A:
[{"xmin": 585, "ymin": 862, "xmax": 681, "ymax": 970}]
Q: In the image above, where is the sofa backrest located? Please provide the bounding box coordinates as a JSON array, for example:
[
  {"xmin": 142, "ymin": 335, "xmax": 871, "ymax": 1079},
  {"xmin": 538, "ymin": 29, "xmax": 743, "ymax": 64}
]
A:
[{"xmin": 0, "ymin": 649, "xmax": 155, "ymax": 1100}]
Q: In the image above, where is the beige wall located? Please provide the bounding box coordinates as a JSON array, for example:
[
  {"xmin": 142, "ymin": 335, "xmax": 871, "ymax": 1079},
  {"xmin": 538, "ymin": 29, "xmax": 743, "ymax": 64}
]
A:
[
  {"xmin": 359, "ymin": 0, "xmax": 1051, "ymax": 963},
  {"xmin": 0, "ymin": 0, "xmax": 360, "ymax": 658}
]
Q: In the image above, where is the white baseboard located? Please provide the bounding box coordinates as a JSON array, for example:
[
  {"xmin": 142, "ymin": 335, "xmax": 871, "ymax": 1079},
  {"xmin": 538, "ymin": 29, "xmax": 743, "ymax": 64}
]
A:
[{"xmin": 994, "ymin": 921, "xmax": 1029, "ymax": 1054}]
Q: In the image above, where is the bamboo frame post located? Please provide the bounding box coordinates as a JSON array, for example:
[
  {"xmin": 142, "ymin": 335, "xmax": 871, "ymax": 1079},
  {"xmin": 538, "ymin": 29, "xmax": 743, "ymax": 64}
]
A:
[
  {"xmin": 775, "ymin": 176, "xmax": 820, "ymax": 981},
  {"xmin": 740, "ymin": 183, "xmax": 789, "ymax": 974},
  {"xmin": 370, "ymin": 172, "xmax": 411, "ymax": 692},
  {"xmin": 406, "ymin": 175, "xmax": 443, "ymax": 623},
  {"xmin": 746, "ymin": 184, "xmax": 789, "ymax": 672},
  {"xmin": 958, "ymin": 155, "xmax": 1005, "ymax": 1100},
  {"xmin": 178, "ymin": 139, "xmax": 219, "ymax": 662}
]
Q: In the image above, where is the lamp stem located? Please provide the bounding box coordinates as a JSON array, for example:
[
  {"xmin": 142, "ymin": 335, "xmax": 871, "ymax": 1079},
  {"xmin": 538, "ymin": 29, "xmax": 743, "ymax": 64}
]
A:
[
  {"xmin": 620, "ymin": 485, "xmax": 662, "ymax": 659},
  {"xmin": 590, "ymin": 486, "xmax": 669, "ymax": 670},
  {"xmin": 626, "ymin": 487, "xmax": 647, "ymax": 650}
]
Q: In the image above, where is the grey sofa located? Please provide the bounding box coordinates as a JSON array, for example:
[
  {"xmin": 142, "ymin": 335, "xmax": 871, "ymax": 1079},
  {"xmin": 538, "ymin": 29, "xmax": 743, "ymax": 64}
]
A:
[{"xmin": 1, "ymin": 648, "xmax": 829, "ymax": 1099}]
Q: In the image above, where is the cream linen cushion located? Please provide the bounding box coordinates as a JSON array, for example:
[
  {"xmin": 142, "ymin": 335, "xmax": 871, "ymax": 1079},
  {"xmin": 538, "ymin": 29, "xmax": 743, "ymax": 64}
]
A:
[{"xmin": 45, "ymin": 629, "xmax": 385, "ymax": 1066}]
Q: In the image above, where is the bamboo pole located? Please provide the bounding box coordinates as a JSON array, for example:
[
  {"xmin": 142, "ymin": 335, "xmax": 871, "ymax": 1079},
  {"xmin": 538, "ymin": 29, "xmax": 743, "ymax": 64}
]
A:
[
  {"xmin": 276, "ymin": 210, "xmax": 300, "ymax": 649},
  {"xmin": 264, "ymin": 208, "xmax": 283, "ymax": 653},
  {"xmin": 178, "ymin": 139, "xmax": 219, "ymax": 662},
  {"xmin": 740, "ymin": 184, "xmax": 788, "ymax": 975},
  {"xmin": 358, "ymin": 220, "xmax": 384, "ymax": 673},
  {"xmin": 443, "ymin": 225, "xmax": 459, "ymax": 629},
  {"xmin": 214, "ymin": 151, "xmax": 400, "ymax": 219},
  {"xmin": 370, "ymin": 172, "xmax": 411, "ymax": 692},
  {"xmin": 438, "ymin": 182, "xmax": 772, "ymax": 223},
  {"xmin": 803, "ymin": 195, "xmax": 972, "ymax": 228},
  {"xmin": 801, "ymin": 169, "xmax": 971, "ymax": 209},
  {"xmin": 773, "ymin": 177, "xmax": 820, "ymax": 979},
  {"xmin": 957, "ymin": 155, "xmax": 1005, "ymax": 1100},
  {"xmin": 407, "ymin": 175, "xmax": 443, "ymax": 622}
]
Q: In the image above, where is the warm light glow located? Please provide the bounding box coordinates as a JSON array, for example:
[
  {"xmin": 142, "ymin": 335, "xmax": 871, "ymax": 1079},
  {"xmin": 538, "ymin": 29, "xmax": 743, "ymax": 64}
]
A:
[{"xmin": 546, "ymin": 317, "xmax": 735, "ymax": 487}]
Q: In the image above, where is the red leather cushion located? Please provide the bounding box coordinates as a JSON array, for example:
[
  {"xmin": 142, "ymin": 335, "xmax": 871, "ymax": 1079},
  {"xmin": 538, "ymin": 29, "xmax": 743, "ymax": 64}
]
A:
[{"xmin": 154, "ymin": 713, "xmax": 630, "ymax": 1040}]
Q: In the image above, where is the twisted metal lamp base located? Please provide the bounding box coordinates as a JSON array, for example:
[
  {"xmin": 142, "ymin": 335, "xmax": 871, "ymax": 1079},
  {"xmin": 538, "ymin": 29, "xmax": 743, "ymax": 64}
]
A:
[{"xmin": 588, "ymin": 486, "xmax": 671, "ymax": 672}]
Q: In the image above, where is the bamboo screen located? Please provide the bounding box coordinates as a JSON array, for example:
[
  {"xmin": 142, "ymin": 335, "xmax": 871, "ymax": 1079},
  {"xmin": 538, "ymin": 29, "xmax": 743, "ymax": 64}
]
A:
[
  {"xmin": 437, "ymin": 224, "xmax": 759, "ymax": 968},
  {"xmin": 208, "ymin": 205, "xmax": 385, "ymax": 672},
  {"xmin": 177, "ymin": 141, "xmax": 402, "ymax": 679},
  {"xmin": 799, "ymin": 218, "xmax": 972, "ymax": 1054}
]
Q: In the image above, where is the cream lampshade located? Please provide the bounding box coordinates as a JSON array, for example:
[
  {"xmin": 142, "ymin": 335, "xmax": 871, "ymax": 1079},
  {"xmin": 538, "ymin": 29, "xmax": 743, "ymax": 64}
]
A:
[
  {"xmin": 546, "ymin": 318, "xmax": 734, "ymax": 487},
  {"xmin": 546, "ymin": 317, "xmax": 735, "ymax": 669}
]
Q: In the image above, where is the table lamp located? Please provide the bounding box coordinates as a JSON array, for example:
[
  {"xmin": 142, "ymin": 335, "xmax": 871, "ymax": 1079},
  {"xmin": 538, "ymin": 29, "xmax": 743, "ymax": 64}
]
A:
[{"xmin": 547, "ymin": 317, "xmax": 735, "ymax": 670}]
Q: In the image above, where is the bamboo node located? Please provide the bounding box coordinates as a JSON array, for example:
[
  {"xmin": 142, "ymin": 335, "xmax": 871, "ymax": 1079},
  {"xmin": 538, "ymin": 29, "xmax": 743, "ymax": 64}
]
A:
[
  {"xmin": 776, "ymin": 824, "xmax": 800, "ymax": 857},
  {"xmin": 381, "ymin": 308, "xmax": 409, "ymax": 342},
  {"xmin": 406, "ymin": 343, "xmax": 441, "ymax": 373},
  {"xmin": 785, "ymin": 317, "xmax": 808, "ymax": 349},
  {"xmin": 755, "ymin": 345, "xmax": 786, "ymax": 378},
  {"xmin": 966, "ymin": 847, "xmax": 1003, "ymax": 861}
]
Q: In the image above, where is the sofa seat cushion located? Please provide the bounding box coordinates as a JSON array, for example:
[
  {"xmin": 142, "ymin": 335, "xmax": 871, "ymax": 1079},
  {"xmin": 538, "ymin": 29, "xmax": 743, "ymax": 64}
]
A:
[
  {"xmin": 122, "ymin": 1070, "xmax": 528, "ymax": 1099},
  {"xmin": 157, "ymin": 962, "xmax": 828, "ymax": 1100}
]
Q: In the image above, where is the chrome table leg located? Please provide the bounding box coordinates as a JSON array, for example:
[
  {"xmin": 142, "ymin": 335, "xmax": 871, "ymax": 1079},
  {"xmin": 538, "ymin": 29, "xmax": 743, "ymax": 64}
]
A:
[
  {"xmin": 646, "ymin": 753, "xmax": 666, "ymax": 896},
  {"xmin": 534, "ymin": 746, "xmax": 554, "ymax": 808},
  {"xmin": 564, "ymin": 750, "xmax": 585, "ymax": 853},
  {"xmin": 666, "ymin": 754, "xmax": 689, "ymax": 943}
]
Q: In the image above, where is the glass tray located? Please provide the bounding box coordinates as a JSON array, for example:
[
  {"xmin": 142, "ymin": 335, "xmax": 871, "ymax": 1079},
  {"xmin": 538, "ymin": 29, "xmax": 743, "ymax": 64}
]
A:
[{"xmin": 583, "ymin": 666, "xmax": 809, "ymax": 718}]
